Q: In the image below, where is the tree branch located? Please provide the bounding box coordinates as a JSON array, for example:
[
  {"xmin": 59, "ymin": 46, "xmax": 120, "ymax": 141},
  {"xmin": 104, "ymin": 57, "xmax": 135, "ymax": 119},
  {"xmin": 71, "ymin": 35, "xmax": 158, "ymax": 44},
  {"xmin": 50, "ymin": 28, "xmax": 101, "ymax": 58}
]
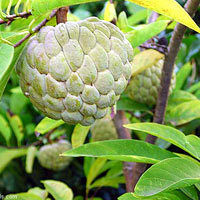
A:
[
  {"xmin": 154, "ymin": 0, "xmax": 200, "ymax": 124},
  {"xmin": 0, "ymin": 10, "xmax": 32, "ymax": 25},
  {"xmin": 113, "ymin": 111, "xmax": 135, "ymax": 192},
  {"xmin": 56, "ymin": 7, "xmax": 69, "ymax": 24},
  {"xmin": 14, "ymin": 10, "xmax": 57, "ymax": 48},
  {"xmin": 140, "ymin": 43, "xmax": 168, "ymax": 55},
  {"xmin": 131, "ymin": 0, "xmax": 200, "ymax": 190}
]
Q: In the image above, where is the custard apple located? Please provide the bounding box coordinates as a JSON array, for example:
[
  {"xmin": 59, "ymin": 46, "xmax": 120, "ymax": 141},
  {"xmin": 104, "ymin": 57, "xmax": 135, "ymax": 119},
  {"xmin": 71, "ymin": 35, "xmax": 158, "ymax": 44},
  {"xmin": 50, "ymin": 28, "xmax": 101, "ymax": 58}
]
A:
[
  {"xmin": 91, "ymin": 114, "xmax": 118, "ymax": 142},
  {"xmin": 37, "ymin": 140, "xmax": 72, "ymax": 171},
  {"xmin": 16, "ymin": 17, "xmax": 133, "ymax": 126},
  {"xmin": 127, "ymin": 50, "xmax": 176, "ymax": 105}
]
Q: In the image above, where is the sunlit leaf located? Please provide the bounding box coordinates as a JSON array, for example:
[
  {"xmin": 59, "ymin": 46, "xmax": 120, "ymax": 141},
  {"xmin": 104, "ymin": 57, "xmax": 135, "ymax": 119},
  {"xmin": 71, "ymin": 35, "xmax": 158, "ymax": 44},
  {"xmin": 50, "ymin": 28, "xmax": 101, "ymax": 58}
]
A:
[
  {"xmin": 0, "ymin": 147, "xmax": 27, "ymax": 174},
  {"xmin": 42, "ymin": 180, "xmax": 73, "ymax": 200},
  {"xmin": 175, "ymin": 63, "xmax": 192, "ymax": 91},
  {"xmin": 126, "ymin": 20, "xmax": 170, "ymax": 48},
  {"xmin": 104, "ymin": 1, "xmax": 117, "ymax": 22},
  {"xmin": 25, "ymin": 146, "xmax": 37, "ymax": 174},
  {"xmin": 71, "ymin": 124, "xmax": 90, "ymax": 148},
  {"xmin": 5, "ymin": 193, "xmax": 43, "ymax": 200},
  {"xmin": 118, "ymin": 191, "xmax": 190, "ymax": 200},
  {"xmin": 0, "ymin": 43, "xmax": 14, "ymax": 100},
  {"xmin": 127, "ymin": 0, "xmax": 200, "ymax": 33},
  {"xmin": 134, "ymin": 157, "xmax": 200, "ymax": 196},
  {"xmin": 0, "ymin": 114, "xmax": 12, "ymax": 145},
  {"xmin": 31, "ymin": 0, "xmax": 101, "ymax": 16},
  {"xmin": 6, "ymin": 112, "xmax": 24, "ymax": 146},
  {"xmin": 166, "ymin": 100, "xmax": 200, "ymax": 126},
  {"xmin": 125, "ymin": 123, "xmax": 200, "ymax": 160},
  {"xmin": 63, "ymin": 140, "xmax": 176, "ymax": 164},
  {"xmin": 28, "ymin": 187, "xmax": 48, "ymax": 200},
  {"xmin": 35, "ymin": 117, "xmax": 64, "ymax": 135}
]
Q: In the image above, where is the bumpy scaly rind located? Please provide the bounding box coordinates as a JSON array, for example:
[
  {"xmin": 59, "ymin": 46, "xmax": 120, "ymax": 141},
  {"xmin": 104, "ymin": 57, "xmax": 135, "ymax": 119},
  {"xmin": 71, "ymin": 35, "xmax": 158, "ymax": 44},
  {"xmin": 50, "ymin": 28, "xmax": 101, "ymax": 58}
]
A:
[
  {"xmin": 17, "ymin": 17, "xmax": 133, "ymax": 126},
  {"xmin": 127, "ymin": 58, "xmax": 176, "ymax": 105},
  {"xmin": 91, "ymin": 115, "xmax": 118, "ymax": 142},
  {"xmin": 37, "ymin": 140, "xmax": 72, "ymax": 171}
]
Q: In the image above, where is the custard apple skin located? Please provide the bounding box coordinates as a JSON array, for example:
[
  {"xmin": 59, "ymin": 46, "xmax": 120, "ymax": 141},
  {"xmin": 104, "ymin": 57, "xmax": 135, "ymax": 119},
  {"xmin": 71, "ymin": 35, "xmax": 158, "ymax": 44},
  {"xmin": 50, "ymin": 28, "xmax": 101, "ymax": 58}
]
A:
[
  {"xmin": 16, "ymin": 17, "xmax": 133, "ymax": 126},
  {"xmin": 37, "ymin": 140, "xmax": 72, "ymax": 171},
  {"xmin": 91, "ymin": 115, "xmax": 118, "ymax": 142},
  {"xmin": 127, "ymin": 58, "xmax": 176, "ymax": 105}
]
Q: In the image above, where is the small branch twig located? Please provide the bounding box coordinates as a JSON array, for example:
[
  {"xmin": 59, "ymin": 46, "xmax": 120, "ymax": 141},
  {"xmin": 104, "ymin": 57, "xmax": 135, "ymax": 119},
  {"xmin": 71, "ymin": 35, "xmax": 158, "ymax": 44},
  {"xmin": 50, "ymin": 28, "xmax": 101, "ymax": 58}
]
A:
[
  {"xmin": 140, "ymin": 43, "xmax": 168, "ymax": 54},
  {"xmin": 131, "ymin": 0, "xmax": 200, "ymax": 190},
  {"xmin": 148, "ymin": 11, "xmax": 159, "ymax": 24},
  {"xmin": 113, "ymin": 111, "xmax": 135, "ymax": 192},
  {"xmin": 0, "ymin": 128, "xmax": 56, "ymax": 149},
  {"xmin": 0, "ymin": 10, "xmax": 32, "ymax": 25},
  {"xmin": 14, "ymin": 10, "xmax": 57, "ymax": 48},
  {"xmin": 140, "ymin": 12, "xmax": 168, "ymax": 54},
  {"xmin": 56, "ymin": 7, "xmax": 69, "ymax": 24}
]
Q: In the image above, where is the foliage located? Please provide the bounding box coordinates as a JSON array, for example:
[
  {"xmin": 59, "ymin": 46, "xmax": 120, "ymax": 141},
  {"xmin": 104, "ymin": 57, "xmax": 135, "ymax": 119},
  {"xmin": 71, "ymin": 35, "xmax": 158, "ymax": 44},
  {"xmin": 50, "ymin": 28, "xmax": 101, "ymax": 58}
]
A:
[{"xmin": 0, "ymin": 0, "xmax": 200, "ymax": 200}]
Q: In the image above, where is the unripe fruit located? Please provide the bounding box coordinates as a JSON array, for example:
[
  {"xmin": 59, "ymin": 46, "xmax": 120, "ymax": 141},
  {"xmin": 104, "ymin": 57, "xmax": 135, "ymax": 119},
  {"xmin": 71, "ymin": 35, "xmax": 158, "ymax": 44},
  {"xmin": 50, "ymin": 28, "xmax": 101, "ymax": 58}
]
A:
[
  {"xmin": 16, "ymin": 17, "xmax": 133, "ymax": 126},
  {"xmin": 91, "ymin": 115, "xmax": 118, "ymax": 142},
  {"xmin": 126, "ymin": 50, "xmax": 176, "ymax": 105},
  {"xmin": 37, "ymin": 140, "xmax": 72, "ymax": 171}
]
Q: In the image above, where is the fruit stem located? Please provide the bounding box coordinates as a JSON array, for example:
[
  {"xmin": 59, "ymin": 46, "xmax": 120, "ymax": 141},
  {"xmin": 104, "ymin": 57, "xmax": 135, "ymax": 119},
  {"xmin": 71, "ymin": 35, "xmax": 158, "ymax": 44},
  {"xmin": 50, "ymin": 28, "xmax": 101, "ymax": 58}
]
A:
[{"xmin": 56, "ymin": 7, "xmax": 69, "ymax": 24}]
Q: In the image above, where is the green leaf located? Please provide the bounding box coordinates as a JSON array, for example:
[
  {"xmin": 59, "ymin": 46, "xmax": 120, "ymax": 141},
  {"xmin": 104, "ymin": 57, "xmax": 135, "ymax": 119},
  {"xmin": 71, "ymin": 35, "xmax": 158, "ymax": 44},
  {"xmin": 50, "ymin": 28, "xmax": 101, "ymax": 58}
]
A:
[
  {"xmin": 74, "ymin": 196, "xmax": 84, "ymax": 200},
  {"xmin": 128, "ymin": 9, "xmax": 148, "ymax": 26},
  {"xmin": 117, "ymin": 96, "xmax": 149, "ymax": 112},
  {"xmin": 90, "ymin": 176, "xmax": 125, "ymax": 189},
  {"xmin": 5, "ymin": 193, "xmax": 43, "ymax": 200},
  {"xmin": 187, "ymin": 82, "xmax": 200, "ymax": 93},
  {"xmin": 0, "ymin": 32, "xmax": 28, "ymax": 101},
  {"xmin": 118, "ymin": 190, "xmax": 190, "ymax": 200},
  {"xmin": 0, "ymin": 114, "xmax": 12, "ymax": 145},
  {"xmin": 63, "ymin": 140, "xmax": 176, "ymax": 164},
  {"xmin": 99, "ymin": 160, "xmax": 122, "ymax": 176},
  {"xmin": 195, "ymin": 183, "xmax": 200, "ymax": 191},
  {"xmin": 25, "ymin": 146, "xmax": 37, "ymax": 174},
  {"xmin": 167, "ymin": 90, "xmax": 197, "ymax": 109},
  {"xmin": 0, "ymin": 43, "xmax": 14, "ymax": 100},
  {"xmin": 126, "ymin": 20, "xmax": 170, "ymax": 48},
  {"xmin": 71, "ymin": 124, "xmax": 90, "ymax": 148},
  {"xmin": 28, "ymin": 187, "xmax": 48, "ymax": 200},
  {"xmin": 31, "ymin": 0, "xmax": 102, "ymax": 16},
  {"xmin": 0, "ymin": 147, "xmax": 27, "ymax": 174},
  {"xmin": 124, "ymin": 123, "xmax": 200, "ymax": 160},
  {"xmin": 117, "ymin": 11, "xmax": 129, "ymax": 31},
  {"xmin": 6, "ymin": 112, "xmax": 24, "ymax": 146},
  {"xmin": 127, "ymin": 0, "xmax": 200, "ymax": 33},
  {"xmin": 104, "ymin": 1, "xmax": 117, "ymax": 22},
  {"xmin": 35, "ymin": 117, "xmax": 64, "ymax": 134},
  {"xmin": 10, "ymin": 93, "xmax": 29, "ymax": 114},
  {"xmin": 180, "ymin": 185, "xmax": 199, "ymax": 200},
  {"xmin": 131, "ymin": 49, "xmax": 164, "ymax": 76},
  {"xmin": 42, "ymin": 180, "xmax": 73, "ymax": 200},
  {"xmin": 166, "ymin": 100, "xmax": 200, "ymax": 126},
  {"xmin": 87, "ymin": 158, "xmax": 107, "ymax": 189},
  {"xmin": 2, "ymin": 31, "xmax": 28, "ymax": 44},
  {"xmin": 175, "ymin": 63, "xmax": 192, "ymax": 91},
  {"xmin": 134, "ymin": 157, "xmax": 200, "ymax": 197}
]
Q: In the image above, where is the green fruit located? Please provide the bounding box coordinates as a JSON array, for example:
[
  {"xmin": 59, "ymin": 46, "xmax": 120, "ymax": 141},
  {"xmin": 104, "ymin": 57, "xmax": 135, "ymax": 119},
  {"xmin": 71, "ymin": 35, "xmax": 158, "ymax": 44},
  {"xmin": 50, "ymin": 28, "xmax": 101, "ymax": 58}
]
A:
[
  {"xmin": 91, "ymin": 115, "xmax": 118, "ymax": 142},
  {"xmin": 127, "ymin": 50, "xmax": 176, "ymax": 105},
  {"xmin": 37, "ymin": 140, "xmax": 72, "ymax": 171},
  {"xmin": 16, "ymin": 17, "xmax": 133, "ymax": 126}
]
